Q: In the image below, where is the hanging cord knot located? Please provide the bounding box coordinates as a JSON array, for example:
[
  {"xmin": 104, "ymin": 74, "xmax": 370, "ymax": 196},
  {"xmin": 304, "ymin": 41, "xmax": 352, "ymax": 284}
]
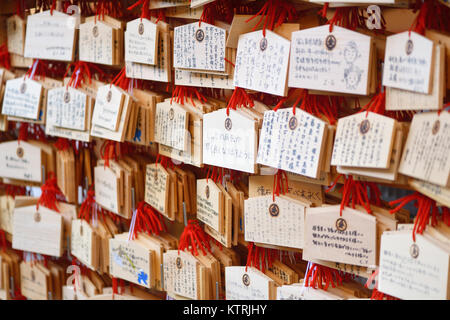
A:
[
  {"xmin": 409, "ymin": 0, "xmax": 450, "ymax": 36},
  {"xmin": 0, "ymin": 44, "xmax": 11, "ymax": 70},
  {"xmin": 325, "ymin": 174, "xmax": 376, "ymax": 216},
  {"xmin": 95, "ymin": 0, "xmax": 123, "ymax": 22},
  {"xmin": 273, "ymin": 170, "xmax": 289, "ymax": 201},
  {"xmin": 79, "ymin": 185, "xmax": 97, "ymax": 221},
  {"xmin": 226, "ymin": 87, "xmax": 254, "ymax": 116},
  {"xmin": 128, "ymin": 201, "xmax": 167, "ymax": 240},
  {"xmin": 389, "ymin": 192, "xmax": 438, "ymax": 242},
  {"xmin": 64, "ymin": 61, "xmax": 106, "ymax": 90},
  {"xmin": 4, "ymin": 184, "xmax": 27, "ymax": 198},
  {"xmin": 0, "ymin": 229, "xmax": 8, "ymax": 252},
  {"xmin": 30, "ymin": 124, "xmax": 47, "ymax": 143},
  {"xmin": 127, "ymin": 0, "xmax": 150, "ymax": 21},
  {"xmin": 245, "ymin": 0, "xmax": 297, "ymax": 37},
  {"xmin": 304, "ymin": 263, "xmax": 343, "ymax": 291},
  {"xmin": 178, "ymin": 220, "xmax": 212, "ymax": 257},
  {"xmin": 18, "ymin": 122, "xmax": 29, "ymax": 143},
  {"xmin": 55, "ymin": 137, "xmax": 72, "ymax": 151},
  {"xmin": 170, "ymin": 85, "xmax": 207, "ymax": 107},
  {"xmin": 245, "ymin": 242, "xmax": 275, "ymax": 273},
  {"xmin": 155, "ymin": 153, "xmax": 174, "ymax": 170},
  {"xmin": 206, "ymin": 165, "xmax": 226, "ymax": 185},
  {"xmin": 37, "ymin": 172, "xmax": 66, "ymax": 212},
  {"xmin": 111, "ymin": 67, "xmax": 138, "ymax": 92},
  {"xmin": 442, "ymin": 207, "xmax": 450, "ymax": 227},
  {"xmin": 274, "ymin": 89, "xmax": 339, "ymax": 124},
  {"xmin": 100, "ymin": 140, "xmax": 120, "ymax": 168},
  {"xmin": 325, "ymin": 6, "xmax": 364, "ymax": 33}
]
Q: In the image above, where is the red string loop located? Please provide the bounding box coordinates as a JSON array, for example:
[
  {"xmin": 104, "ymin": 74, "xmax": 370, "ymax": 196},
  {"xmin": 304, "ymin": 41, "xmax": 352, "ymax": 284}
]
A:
[
  {"xmin": 37, "ymin": 172, "xmax": 66, "ymax": 212},
  {"xmin": 389, "ymin": 192, "xmax": 438, "ymax": 242},
  {"xmin": 178, "ymin": 220, "xmax": 212, "ymax": 257},
  {"xmin": 245, "ymin": 0, "xmax": 297, "ymax": 37},
  {"xmin": 304, "ymin": 263, "xmax": 343, "ymax": 290}
]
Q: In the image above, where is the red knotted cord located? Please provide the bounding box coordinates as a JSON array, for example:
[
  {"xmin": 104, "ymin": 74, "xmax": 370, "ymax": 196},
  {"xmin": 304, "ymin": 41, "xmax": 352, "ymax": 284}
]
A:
[
  {"xmin": 304, "ymin": 263, "xmax": 343, "ymax": 291},
  {"xmin": 273, "ymin": 170, "xmax": 289, "ymax": 201},
  {"xmin": 64, "ymin": 61, "xmax": 106, "ymax": 89},
  {"xmin": 442, "ymin": 207, "xmax": 450, "ymax": 227},
  {"xmin": 4, "ymin": 184, "xmax": 27, "ymax": 198},
  {"xmin": 79, "ymin": 186, "xmax": 96, "ymax": 221},
  {"xmin": 206, "ymin": 165, "xmax": 225, "ymax": 185},
  {"xmin": 245, "ymin": 0, "xmax": 297, "ymax": 37},
  {"xmin": 127, "ymin": 0, "xmax": 150, "ymax": 20},
  {"xmin": 326, "ymin": 174, "xmax": 376, "ymax": 215},
  {"xmin": 389, "ymin": 192, "xmax": 438, "ymax": 242},
  {"xmin": 171, "ymin": 85, "xmax": 207, "ymax": 107},
  {"xmin": 245, "ymin": 242, "xmax": 276, "ymax": 273},
  {"xmin": 409, "ymin": 0, "xmax": 450, "ymax": 36},
  {"xmin": 95, "ymin": 0, "xmax": 123, "ymax": 22},
  {"xmin": 37, "ymin": 172, "xmax": 66, "ymax": 213},
  {"xmin": 0, "ymin": 229, "xmax": 8, "ymax": 252},
  {"xmin": 18, "ymin": 122, "xmax": 29, "ymax": 143},
  {"xmin": 178, "ymin": 220, "xmax": 212, "ymax": 257},
  {"xmin": 226, "ymin": 87, "xmax": 255, "ymax": 116},
  {"xmin": 0, "ymin": 44, "xmax": 11, "ymax": 70},
  {"xmin": 100, "ymin": 140, "xmax": 120, "ymax": 168},
  {"xmin": 370, "ymin": 288, "xmax": 400, "ymax": 300},
  {"xmin": 130, "ymin": 201, "xmax": 167, "ymax": 239},
  {"xmin": 55, "ymin": 137, "xmax": 72, "ymax": 151},
  {"xmin": 274, "ymin": 89, "xmax": 339, "ymax": 124}
]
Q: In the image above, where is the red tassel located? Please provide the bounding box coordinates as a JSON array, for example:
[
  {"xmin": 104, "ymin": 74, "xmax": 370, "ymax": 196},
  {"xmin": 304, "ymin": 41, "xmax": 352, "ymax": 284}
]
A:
[
  {"xmin": 100, "ymin": 140, "xmax": 120, "ymax": 168},
  {"xmin": 304, "ymin": 263, "xmax": 343, "ymax": 291},
  {"xmin": 325, "ymin": 175, "xmax": 375, "ymax": 215},
  {"xmin": 245, "ymin": 0, "xmax": 297, "ymax": 37},
  {"xmin": 409, "ymin": 0, "xmax": 450, "ymax": 36},
  {"xmin": 37, "ymin": 172, "xmax": 66, "ymax": 213},
  {"xmin": 55, "ymin": 137, "xmax": 72, "ymax": 151},
  {"xmin": 178, "ymin": 220, "xmax": 212, "ymax": 257},
  {"xmin": 131, "ymin": 202, "xmax": 166, "ymax": 239},
  {"xmin": 79, "ymin": 186, "xmax": 96, "ymax": 221},
  {"xmin": 171, "ymin": 85, "xmax": 207, "ymax": 107},
  {"xmin": 389, "ymin": 192, "xmax": 438, "ymax": 242},
  {"xmin": 0, "ymin": 229, "xmax": 8, "ymax": 252},
  {"xmin": 370, "ymin": 288, "xmax": 400, "ymax": 300},
  {"xmin": 245, "ymin": 242, "xmax": 275, "ymax": 273},
  {"xmin": 18, "ymin": 122, "xmax": 29, "ymax": 143},
  {"xmin": 226, "ymin": 87, "xmax": 254, "ymax": 116},
  {"xmin": 0, "ymin": 44, "xmax": 11, "ymax": 70},
  {"xmin": 272, "ymin": 170, "xmax": 289, "ymax": 201}
]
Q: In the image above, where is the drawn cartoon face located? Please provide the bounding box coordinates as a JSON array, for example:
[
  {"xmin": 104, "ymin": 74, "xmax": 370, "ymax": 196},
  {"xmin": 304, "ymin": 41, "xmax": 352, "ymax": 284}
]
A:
[
  {"xmin": 344, "ymin": 41, "xmax": 358, "ymax": 63},
  {"xmin": 344, "ymin": 65, "xmax": 362, "ymax": 90}
]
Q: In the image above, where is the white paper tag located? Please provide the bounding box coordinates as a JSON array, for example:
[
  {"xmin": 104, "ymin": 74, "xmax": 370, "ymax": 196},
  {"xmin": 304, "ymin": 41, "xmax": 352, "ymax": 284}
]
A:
[
  {"xmin": 203, "ymin": 108, "xmax": 257, "ymax": 173},
  {"xmin": 303, "ymin": 205, "xmax": 377, "ymax": 267},
  {"xmin": 382, "ymin": 31, "xmax": 434, "ymax": 94},
  {"xmin": 234, "ymin": 30, "xmax": 290, "ymax": 96},
  {"xmin": 125, "ymin": 18, "xmax": 158, "ymax": 65},
  {"xmin": 47, "ymin": 87, "xmax": 88, "ymax": 131},
  {"xmin": 289, "ymin": 25, "xmax": 372, "ymax": 95},
  {"xmin": 244, "ymin": 195, "xmax": 306, "ymax": 249},
  {"xmin": 399, "ymin": 111, "xmax": 450, "ymax": 187},
  {"xmin": 257, "ymin": 108, "xmax": 327, "ymax": 179},
  {"xmin": 24, "ymin": 10, "xmax": 76, "ymax": 61},
  {"xmin": 79, "ymin": 21, "xmax": 114, "ymax": 65},
  {"xmin": 92, "ymin": 85, "xmax": 124, "ymax": 131},
  {"xmin": 2, "ymin": 77, "xmax": 42, "ymax": 120},
  {"xmin": 154, "ymin": 101, "xmax": 189, "ymax": 151},
  {"xmin": 331, "ymin": 111, "xmax": 395, "ymax": 168},
  {"xmin": 0, "ymin": 140, "xmax": 42, "ymax": 182},
  {"xmin": 225, "ymin": 266, "xmax": 272, "ymax": 300},
  {"xmin": 378, "ymin": 231, "xmax": 450, "ymax": 300},
  {"xmin": 174, "ymin": 22, "xmax": 226, "ymax": 72}
]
